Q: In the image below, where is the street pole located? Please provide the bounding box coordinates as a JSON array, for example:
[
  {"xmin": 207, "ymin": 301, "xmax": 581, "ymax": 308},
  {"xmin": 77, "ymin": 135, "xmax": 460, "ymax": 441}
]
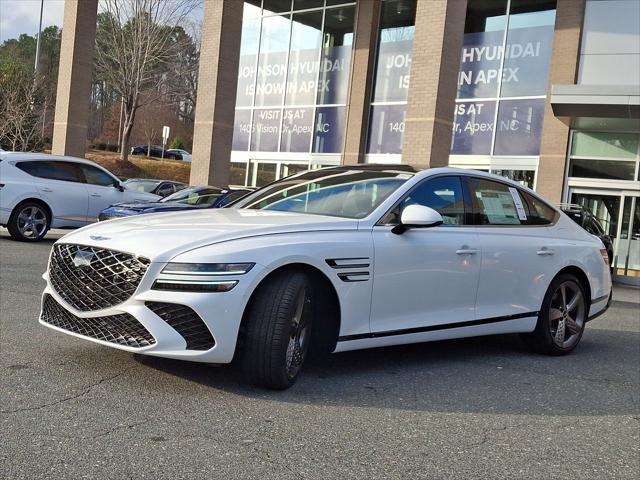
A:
[
  {"xmin": 117, "ymin": 97, "xmax": 124, "ymax": 153},
  {"xmin": 34, "ymin": 0, "xmax": 44, "ymax": 73}
]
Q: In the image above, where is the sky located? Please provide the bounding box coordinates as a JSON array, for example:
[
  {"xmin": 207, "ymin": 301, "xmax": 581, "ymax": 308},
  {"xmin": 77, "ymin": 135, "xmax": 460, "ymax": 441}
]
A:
[{"xmin": 0, "ymin": 0, "xmax": 65, "ymax": 42}]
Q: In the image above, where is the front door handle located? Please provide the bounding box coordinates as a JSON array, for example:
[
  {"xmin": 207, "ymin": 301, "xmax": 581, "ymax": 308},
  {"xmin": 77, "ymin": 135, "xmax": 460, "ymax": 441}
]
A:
[
  {"xmin": 456, "ymin": 247, "xmax": 479, "ymax": 255},
  {"xmin": 537, "ymin": 248, "xmax": 555, "ymax": 256},
  {"xmin": 41, "ymin": 187, "xmax": 53, "ymax": 193}
]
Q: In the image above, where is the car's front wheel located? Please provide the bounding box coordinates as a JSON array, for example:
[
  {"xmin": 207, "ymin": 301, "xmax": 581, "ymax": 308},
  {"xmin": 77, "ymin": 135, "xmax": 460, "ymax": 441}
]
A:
[
  {"xmin": 522, "ymin": 274, "xmax": 588, "ymax": 355},
  {"xmin": 7, "ymin": 202, "xmax": 51, "ymax": 242},
  {"xmin": 240, "ymin": 270, "xmax": 313, "ymax": 389}
]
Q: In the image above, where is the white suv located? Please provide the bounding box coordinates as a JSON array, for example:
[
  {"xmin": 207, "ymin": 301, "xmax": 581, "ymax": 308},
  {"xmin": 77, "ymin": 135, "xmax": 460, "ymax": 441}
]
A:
[{"xmin": 0, "ymin": 152, "xmax": 160, "ymax": 241}]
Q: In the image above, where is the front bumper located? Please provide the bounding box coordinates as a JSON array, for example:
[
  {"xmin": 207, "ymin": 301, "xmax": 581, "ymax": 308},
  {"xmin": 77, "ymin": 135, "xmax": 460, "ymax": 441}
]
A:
[{"xmin": 39, "ymin": 261, "xmax": 264, "ymax": 363}]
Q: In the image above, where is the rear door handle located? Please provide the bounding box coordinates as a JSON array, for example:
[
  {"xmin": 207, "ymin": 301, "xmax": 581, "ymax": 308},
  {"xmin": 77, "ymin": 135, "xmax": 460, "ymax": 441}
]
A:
[
  {"xmin": 456, "ymin": 247, "xmax": 479, "ymax": 255},
  {"xmin": 90, "ymin": 193, "xmax": 101, "ymax": 198},
  {"xmin": 537, "ymin": 248, "xmax": 555, "ymax": 256}
]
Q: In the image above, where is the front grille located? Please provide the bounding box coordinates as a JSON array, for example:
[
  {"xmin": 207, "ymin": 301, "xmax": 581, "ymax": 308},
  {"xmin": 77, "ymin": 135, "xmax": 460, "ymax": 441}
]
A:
[
  {"xmin": 49, "ymin": 244, "xmax": 150, "ymax": 312},
  {"xmin": 146, "ymin": 302, "xmax": 215, "ymax": 351},
  {"xmin": 41, "ymin": 294, "xmax": 155, "ymax": 348}
]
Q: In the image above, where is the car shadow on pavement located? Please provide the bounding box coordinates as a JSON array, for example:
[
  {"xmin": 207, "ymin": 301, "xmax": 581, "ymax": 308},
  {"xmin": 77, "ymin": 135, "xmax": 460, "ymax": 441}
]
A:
[{"xmin": 134, "ymin": 327, "xmax": 639, "ymax": 417}]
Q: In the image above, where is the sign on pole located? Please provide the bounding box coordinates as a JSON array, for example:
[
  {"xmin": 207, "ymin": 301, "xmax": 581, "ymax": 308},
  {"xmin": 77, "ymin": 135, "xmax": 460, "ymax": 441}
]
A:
[{"xmin": 161, "ymin": 125, "xmax": 170, "ymax": 159}]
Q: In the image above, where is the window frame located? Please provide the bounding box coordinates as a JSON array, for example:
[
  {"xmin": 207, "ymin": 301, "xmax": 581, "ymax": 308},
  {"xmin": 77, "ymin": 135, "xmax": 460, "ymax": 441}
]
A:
[
  {"xmin": 376, "ymin": 174, "xmax": 473, "ymax": 227},
  {"xmin": 16, "ymin": 160, "xmax": 84, "ymax": 184},
  {"xmin": 78, "ymin": 163, "xmax": 120, "ymax": 188},
  {"xmin": 463, "ymin": 175, "xmax": 558, "ymax": 227}
]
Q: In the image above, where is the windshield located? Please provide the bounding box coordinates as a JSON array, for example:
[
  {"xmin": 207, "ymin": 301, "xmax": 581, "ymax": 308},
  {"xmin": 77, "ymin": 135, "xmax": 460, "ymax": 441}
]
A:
[
  {"xmin": 124, "ymin": 180, "xmax": 158, "ymax": 193},
  {"xmin": 233, "ymin": 169, "xmax": 413, "ymax": 219},
  {"xmin": 161, "ymin": 187, "xmax": 223, "ymax": 206}
]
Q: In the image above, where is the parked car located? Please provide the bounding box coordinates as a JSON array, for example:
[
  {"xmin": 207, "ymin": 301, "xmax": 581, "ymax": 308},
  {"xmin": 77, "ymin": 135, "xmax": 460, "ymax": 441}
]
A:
[
  {"xmin": 560, "ymin": 203, "xmax": 614, "ymax": 265},
  {"xmin": 0, "ymin": 152, "xmax": 160, "ymax": 241},
  {"xmin": 167, "ymin": 149, "xmax": 192, "ymax": 162},
  {"xmin": 98, "ymin": 186, "xmax": 253, "ymax": 221},
  {"xmin": 40, "ymin": 166, "xmax": 612, "ymax": 389},
  {"xmin": 123, "ymin": 178, "xmax": 186, "ymax": 198},
  {"xmin": 130, "ymin": 145, "xmax": 181, "ymax": 160}
]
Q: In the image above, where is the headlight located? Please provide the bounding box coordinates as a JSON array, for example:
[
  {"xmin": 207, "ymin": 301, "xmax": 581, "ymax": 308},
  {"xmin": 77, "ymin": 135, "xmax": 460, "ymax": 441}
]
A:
[
  {"xmin": 161, "ymin": 263, "xmax": 255, "ymax": 275},
  {"xmin": 152, "ymin": 262, "xmax": 255, "ymax": 292}
]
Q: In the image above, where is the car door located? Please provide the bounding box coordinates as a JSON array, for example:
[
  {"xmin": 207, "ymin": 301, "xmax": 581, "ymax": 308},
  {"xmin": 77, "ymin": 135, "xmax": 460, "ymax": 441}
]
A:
[
  {"xmin": 370, "ymin": 175, "xmax": 481, "ymax": 334},
  {"xmin": 466, "ymin": 176, "xmax": 564, "ymax": 320},
  {"xmin": 16, "ymin": 160, "xmax": 89, "ymax": 225},
  {"xmin": 78, "ymin": 163, "xmax": 125, "ymax": 221}
]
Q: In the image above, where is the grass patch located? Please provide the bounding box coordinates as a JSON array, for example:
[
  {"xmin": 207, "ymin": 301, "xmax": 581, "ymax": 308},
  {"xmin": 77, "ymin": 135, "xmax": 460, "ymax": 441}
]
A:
[{"xmin": 84, "ymin": 150, "xmax": 191, "ymax": 182}]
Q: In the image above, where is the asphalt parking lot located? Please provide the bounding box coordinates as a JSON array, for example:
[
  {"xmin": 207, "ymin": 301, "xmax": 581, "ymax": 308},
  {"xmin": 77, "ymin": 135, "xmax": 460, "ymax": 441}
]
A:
[{"xmin": 1, "ymin": 229, "xmax": 639, "ymax": 479}]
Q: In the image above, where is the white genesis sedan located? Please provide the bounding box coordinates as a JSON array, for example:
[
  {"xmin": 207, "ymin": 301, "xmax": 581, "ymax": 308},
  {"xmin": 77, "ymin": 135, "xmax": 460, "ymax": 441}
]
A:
[{"xmin": 40, "ymin": 166, "xmax": 612, "ymax": 389}]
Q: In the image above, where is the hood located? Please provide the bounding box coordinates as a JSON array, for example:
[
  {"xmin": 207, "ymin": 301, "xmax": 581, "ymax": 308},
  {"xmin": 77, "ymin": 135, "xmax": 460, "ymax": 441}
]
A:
[
  {"xmin": 108, "ymin": 201, "xmax": 192, "ymax": 212},
  {"xmin": 57, "ymin": 208, "xmax": 358, "ymax": 262}
]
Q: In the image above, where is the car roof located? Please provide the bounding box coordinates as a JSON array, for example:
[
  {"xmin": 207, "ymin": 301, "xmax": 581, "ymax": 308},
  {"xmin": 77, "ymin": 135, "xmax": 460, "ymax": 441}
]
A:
[
  {"xmin": 125, "ymin": 178, "xmax": 184, "ymax": 184},
  {"xmin": 0, "ymin": 151, "xmax": 107, "ymax": 169}
]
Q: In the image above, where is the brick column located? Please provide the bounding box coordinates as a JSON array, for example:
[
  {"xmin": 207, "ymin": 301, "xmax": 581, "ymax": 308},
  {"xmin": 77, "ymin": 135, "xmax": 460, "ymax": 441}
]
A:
[
  {"xmin": 342, "ymin": 0, "xmax": 381, "ymax": 165},
  {"xmin": 537, "ymin": 0, "xmax": 586, "ymax": 203},
  {"xmin": 401, "ymin": 0, "xmax": 467, "ymax": 169},
  {"xmin": 51, "ymin": 0, "xmax": 98, "ymax": 158},
  {"xmin": 190, "ymin": 0, "xmax": 243, "ymax": 187}
]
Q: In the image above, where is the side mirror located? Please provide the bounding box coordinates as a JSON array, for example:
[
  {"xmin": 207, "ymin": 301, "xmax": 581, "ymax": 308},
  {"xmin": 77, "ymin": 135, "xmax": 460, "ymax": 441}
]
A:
[
  {"xmin": 392, "ymin": 204, "xmax": 443, "ymax": 235},
  {"xmin": 114, "ymin": 182, "xmax": 125, "ymax": 192}
]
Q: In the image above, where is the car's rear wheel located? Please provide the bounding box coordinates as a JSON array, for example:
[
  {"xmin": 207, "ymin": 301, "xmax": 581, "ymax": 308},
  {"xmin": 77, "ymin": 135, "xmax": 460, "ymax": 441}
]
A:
[
  {"xmin": 7, "ymin": 202, "xmax": 51, "ymax": 242},
  {"xmin": 240, "ymin": 270, "xmax": 313, "ymax": 389},
  {"xmin": 522, "ymin": 274, "xmax": 588, "ymax": 355}
]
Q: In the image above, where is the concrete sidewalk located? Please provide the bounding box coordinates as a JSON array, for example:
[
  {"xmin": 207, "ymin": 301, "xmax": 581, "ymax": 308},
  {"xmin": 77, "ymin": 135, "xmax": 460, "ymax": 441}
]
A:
[{"xmin": 613, "ymin": 283, "xmax": 640, "ymax": 304}]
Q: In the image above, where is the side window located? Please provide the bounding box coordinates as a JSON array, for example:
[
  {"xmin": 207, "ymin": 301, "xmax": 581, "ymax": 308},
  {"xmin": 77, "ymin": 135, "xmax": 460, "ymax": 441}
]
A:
[
  {"xmin": 80, "ymin": 164, "xmax": 117, "ymax": 187},
  {"xmin": 469, "ymin": 178, "xmax": 525, "ymax": 226},
  {"xmin": 218, "ymin": 190, "xmax": 250, "ymax": 207},
  {"xmin": 520, "ymin": 190, "xmax": 558, "ymax": 226},
  {"xmin": 382, "ymin": 176, "xmax": 466, "ymax": 225},
  {"xmin": 16, "ymin": 161, "xmax": 82, "ymax": 183},
  {"xmin": 156, "ymin": 183, "xmax": 174, "ymax": 197}
]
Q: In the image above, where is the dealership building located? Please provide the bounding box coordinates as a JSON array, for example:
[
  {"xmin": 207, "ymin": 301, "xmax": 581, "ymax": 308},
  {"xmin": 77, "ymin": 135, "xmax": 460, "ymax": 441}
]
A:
[{"xmin": 52, "ymin": 0, "xmax": 639, "ymax": 282}]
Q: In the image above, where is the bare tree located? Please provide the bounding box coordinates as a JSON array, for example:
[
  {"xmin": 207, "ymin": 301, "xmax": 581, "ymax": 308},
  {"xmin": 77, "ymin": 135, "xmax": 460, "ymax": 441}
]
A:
[
  {"xmin": 0, "ymin": 69, "xmax": 45, "ymax": 151},
  {"xmin": 94, "ymin": 0, "xmax": 198, "ymax": 162}
]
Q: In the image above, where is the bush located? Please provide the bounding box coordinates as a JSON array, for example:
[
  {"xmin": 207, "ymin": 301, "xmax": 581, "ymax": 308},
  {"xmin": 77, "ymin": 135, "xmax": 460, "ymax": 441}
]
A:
[{"xmin": 169, "ymin": 136, "xmax": 184, "ymax": 150}]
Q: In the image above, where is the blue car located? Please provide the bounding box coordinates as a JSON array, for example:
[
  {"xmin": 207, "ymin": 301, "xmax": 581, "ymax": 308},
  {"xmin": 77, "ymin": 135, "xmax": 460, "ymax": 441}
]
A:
[{"xmin": 98, "ymin": 186, "xmax": 253, "ymax": 221}]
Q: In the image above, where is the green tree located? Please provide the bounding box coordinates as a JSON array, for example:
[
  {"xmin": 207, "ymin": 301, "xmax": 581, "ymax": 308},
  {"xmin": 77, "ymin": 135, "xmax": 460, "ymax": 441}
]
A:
[{"xmin": 169, "ymin": 136, "xmax": 184, "ymax": 150}]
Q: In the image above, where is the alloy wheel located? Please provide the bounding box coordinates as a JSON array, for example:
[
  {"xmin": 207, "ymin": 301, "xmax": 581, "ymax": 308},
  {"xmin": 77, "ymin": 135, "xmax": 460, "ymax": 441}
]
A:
[
  {"xmin": 17, "ymin": 205, "xmax": 48, "ymax": 239},
  {"xmin": 285, "ymin": 287, "xmax": 310, "ymax": 379},
  {"xmin": 549, "ymin": 281, "xmax": 586, "ymax": 348}
]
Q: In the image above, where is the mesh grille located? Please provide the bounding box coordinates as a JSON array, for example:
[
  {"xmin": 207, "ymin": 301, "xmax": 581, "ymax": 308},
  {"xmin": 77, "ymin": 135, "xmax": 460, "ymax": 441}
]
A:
[
  {"xmin": 146, "ymin": 302, "xmax": 215, "ymax": 351},
  {"xmin": 49, "ymin": 244, "xmax": 150, "ymax": 312},
  {"xmin": 41, "ymin": 294, "xmax": 155, "ymax": 348}
]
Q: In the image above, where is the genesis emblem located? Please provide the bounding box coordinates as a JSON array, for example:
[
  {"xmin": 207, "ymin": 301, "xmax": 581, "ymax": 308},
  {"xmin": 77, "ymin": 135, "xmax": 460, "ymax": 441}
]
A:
[
  {"xmin": 90, "ymin": 235, "xmax": 111, "ymax": 241},
  {"xmin": 72, "ymin": 250, "xmax": 95, "ymax": 267}
]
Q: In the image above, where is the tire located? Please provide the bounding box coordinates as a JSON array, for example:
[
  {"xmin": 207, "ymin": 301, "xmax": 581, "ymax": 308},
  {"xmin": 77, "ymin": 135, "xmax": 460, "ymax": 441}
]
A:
[
  {"xmin": 240, "ymin": 270, "xmax": 313, "ymax": 389},
  {"xmin": 521, "ymin": 274, "xmax": 588, "ymax": 355},
  {"xmin": 7, "ymin": 201, "xmax": 51, "ymax": 242}
]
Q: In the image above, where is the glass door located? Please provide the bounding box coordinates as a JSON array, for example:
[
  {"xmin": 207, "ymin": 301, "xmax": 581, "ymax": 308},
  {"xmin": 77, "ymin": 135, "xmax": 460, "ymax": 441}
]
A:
[{"xmin": 571, "ymin": 190, "xmax": 640, "ymax": 285}]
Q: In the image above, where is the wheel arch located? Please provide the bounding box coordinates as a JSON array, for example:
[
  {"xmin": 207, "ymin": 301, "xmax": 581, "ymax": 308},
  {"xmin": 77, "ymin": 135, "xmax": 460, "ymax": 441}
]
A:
[
  {"xmin": 10, "ymin": 197, "xmax": 53, "ymax": 222},
  {"xmin": 236, "ymin": 262, "xmax": 342, "ymax": 357},
  {"xmin": 551, "ymin": 265, "xmax": 592, "ymax": 309}
]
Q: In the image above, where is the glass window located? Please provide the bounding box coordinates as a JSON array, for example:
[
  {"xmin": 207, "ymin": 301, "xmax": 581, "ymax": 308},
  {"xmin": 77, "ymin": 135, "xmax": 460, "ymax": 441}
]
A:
[
  {"xmin": 520, "ymin": 190, "xmax": 557, "ymax": 225},
  {"xmin": 491, "ymin": 169, "xmax": 534, "ymax": 189},
  {"xmin": 571, "ymin": 132, "xmax": 639, "ymax": 160},
  {"xmin": 236, "ymin": 15, "xmax": 261, "ymax": 107},
  {"xmin": 469, "ymin": 177, "xmax": 525, "ymax": 226},
  {"xmin": 285, "ymin": 11, "xmax": 323, "ymax": 106},
  {"xmin": 279, "ymin": 162, "xmax": 309, "ymax": 178},
  {"xmin": 294, "ymin": 0, "xmax": 323, "ymax": 9},
  {"xmin": 251, "ymin": 162, "xmax": 278, "ymax": 187},
  {"xmin": 451, "ymin": 101, "xmax": 497, "ymax": 155},
  {"xmin": 317, "ymin": 6, "xmax": 355, "ymax": 105},
  {"xmin": 237, "ymin": 168, "xmax": 412, "ymax": 218},
  {"xmin": 383, "ymin": 176, "xmax": 466, "ymax": 226},
  {"xmin": 230, "ymin": 162, "xmax": 249, "ymax": 186},
  {"xmin": 263, "ymin": 0, "xmax": 293, "ymax": 15},
  {"xmin": 251, "ymin": 109, "xmax": 281, "ymax": 151},
  {"xmin": 569, "ymin": 158, "xmax": 636, "ymax": 181},
  {"xmin": 281, "ymin": 107, "xmax": 313, "ymax": 152},
  {"xmin": 313, "ymin": 106, "xmax": 345, "ymax": 153},
  {"xmin": 124, "ymin": 180, "xmax": 159, "ymax": 193},
  {"xmin": 219, "ymin": 190, "xmax": 251, "ymax": 207},
  {"xmin": 367, "ymin": 105, "xmax": 407, "ymax": 154},
  {"xmin": 162, "ymin": 187, "xmax": 223, "ymax": 206},
  {"xmin": 16, "ymin": 161, "xmax": 83, "ymax": 183},
  {"xmin": 232, "ymin": 110, "xmax": 253, "ymax": 151},
  {"xmin": 80, "ymin": 165, "xmax": 118, "ymax": 187},
  {"xmin": 156, "ymin": 183, "xmax": 174, "ymax": 197},
  {"xmin": 255, "ymin": 14, "xmax": 291, "ymax": 107},
  {"xmin": 493, "ymin": 98, "xmax": 545, "ymax": 156}
]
